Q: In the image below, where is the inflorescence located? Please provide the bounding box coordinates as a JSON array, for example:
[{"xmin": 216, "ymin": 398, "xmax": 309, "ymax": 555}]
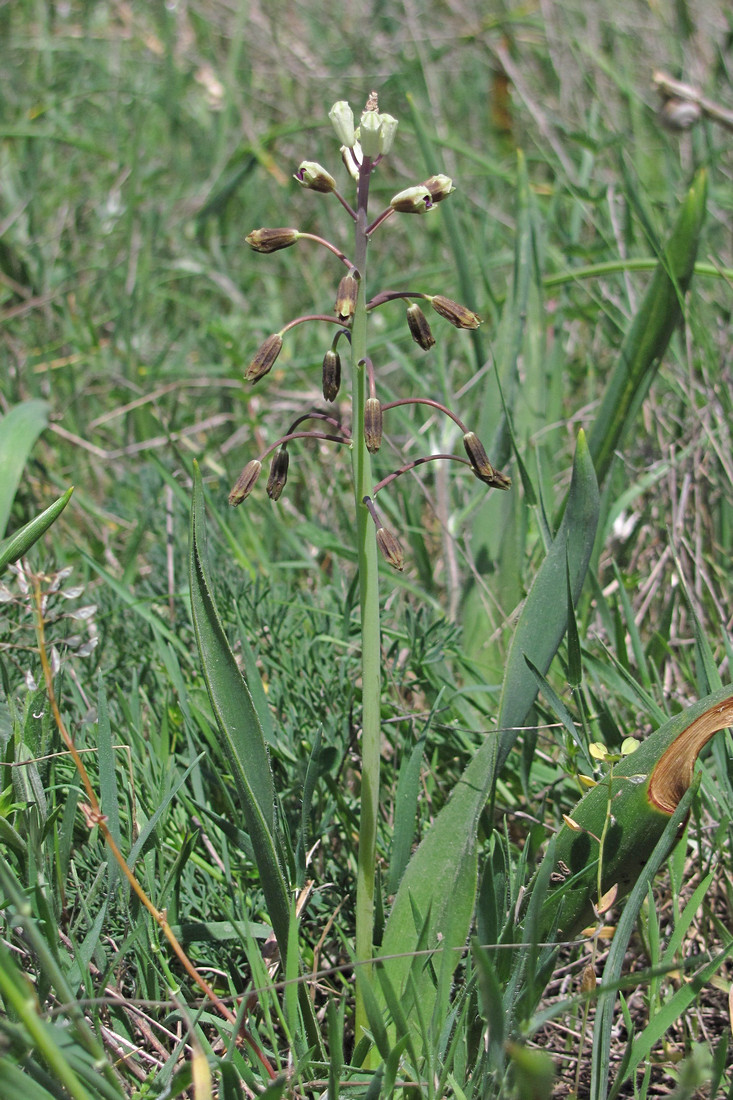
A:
[{"xmin": 230, "ymin": 93, "xmax": 510, "ymax": 571}]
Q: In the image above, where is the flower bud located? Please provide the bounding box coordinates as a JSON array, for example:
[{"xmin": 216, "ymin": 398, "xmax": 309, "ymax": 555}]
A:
[
  {"xmin": 358, "ymin": 108, "xmax": 382, "ymax": 157},
  {"xmin": 376, "ymin": 527, "xmax": 404, "ymax": 571},
  {"xmin": 266, "ymin": 448, "xmax": 290, "ymax": 501},
  {"xmin": 229, "ymin": 460, "xmax": 262, "ymax": 506},
  {"xmin": 245, "ymin": 227, "xmax": 300, "ymax": 253},
  {"xmin": 341, "ymin": 143, "xmax": 362, "ymax": 181},
  {"xmin": 463, "ymin": 431, "xmax": 494, "ymax": 479},
  {"xmin": 294, "ymin": 161, "xmax": 336, "ymax": 193},
  {"xmin": 423, "ymin": 174, "xmax": 454, "ymax": 203},
  {"xmin": 430, "ymin": 295, "xmax": 482, "ymax": 329},
  {"xmin": 245, "ymin": 333, "xmax": 283, "ymax": 383},
  {"xmin": 322, "ymin": 348, "xmax": 341, "ymax": 402},
  {"xmin": 335, "ymin": 273, "xmax": 359, "ymax": 323},
  {"xmin": 406, "ymin": 303, "xmax": 435, "ymax": 351},
  {"xmin": 389, "ymin": 185, "xmax": 433, "ymax": 214},
  {"xmin": 464, "ymin": 432, "xmax": 511, "ymax": 489},
  {"xmin": 329, "ymin": 100, "xmax": 356, "ymax": 147},
  {"xmin": 378, "ymin": 113, "xmax": 398, "ymax": 155},
  {"xmin": 364, "ymin": 397, "xmax": 383, "ymax": 453}
]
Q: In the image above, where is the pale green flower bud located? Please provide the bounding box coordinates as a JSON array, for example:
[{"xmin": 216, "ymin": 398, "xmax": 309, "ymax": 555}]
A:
[
  {"xmin": 329, "ymin": 101, "xmax": 356, "ymax": 147},
  {"xmin": 294, "ymin": 161, "xmax": 336, "ymax": 193},
  {"xmin": 390, "ymin": 186, "xmax": 433, "ymax": 214},
  {"xmin": 378, "ymin": 113, "xmax": 398, "ymax": 154},
  {"xmin": 341, "ymin": 143, "xmax": 361, "ymax": 181},
  {"xmin": 358, "ymin": 109, "xmax": 382, "ymax": 157}
]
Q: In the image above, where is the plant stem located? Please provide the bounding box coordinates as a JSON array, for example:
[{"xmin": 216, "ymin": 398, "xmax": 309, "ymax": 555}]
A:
[{"xmin": 352, "ymin": 154, "xmax": 381, "ymax": 1042}]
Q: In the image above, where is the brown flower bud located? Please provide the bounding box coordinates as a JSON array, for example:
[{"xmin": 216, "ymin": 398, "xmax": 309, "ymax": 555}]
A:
[
  {"xmin": 245, "ymin": 333, "xmax": 283, "ymax": 383},
  {"xmin": 422, "ymin": 174, "xmax": 455, "ymax": 203},
  {"xmin": 294, "ymin": 161, "xmax": 336, "ymax": 193},
  {"xmin": 463, "ymin": 432, "xmax": 511, "ymax": 489},
  {"xmin": 245, "ymin": 227, "xmax": 300, "ymax": 253},
  {"xmin": 335, "ymin": 273, "xmax": 359, "ymax": 323},
  {"xmin": 430, "ymin": 295, "xmax": 482, "ymax": 329},
  {"xmin": 364, "ymin": 397, "xmax": 383, "ymax": 453},
  {"xmin": 322, "ymin": 348, "xmax": 341, "ymax": 402},
  {"xmin": 406, "ymin": 303, "xmax": 435, "ymax": 351},
  {"xmin": 266, "ymin": 449, "xmax": 290, "ymax": 501},
  {"xmin": 376, "ymin": 527, "xmax": 404, "ymax": 571},
  {"xmin": 463, "ymin": 431, "xmax": 494, "ymax": 479},
  {"xmin": 229, "ymin": 460, "xmax": 262, "ymax": 506}
]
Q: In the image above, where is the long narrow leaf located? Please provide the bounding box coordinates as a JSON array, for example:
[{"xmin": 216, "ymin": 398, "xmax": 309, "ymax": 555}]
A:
[
  {"xmin": 0, "ymin": 400, "xmax": 50, "ymax": 539},
  {"xmin": 588, "ymin": 170, "xmax": 707, "ymax": 486},
  {"xmin": 189, "ymin": 462, "xmax": 290, "ymax": 953},
  {"xmin": 497, "ymin": 429, "xmax": 599, "ymax": 770},
  {"xmin": 0, "ymin": 487, "xmax": 73, "ymax": 574}
]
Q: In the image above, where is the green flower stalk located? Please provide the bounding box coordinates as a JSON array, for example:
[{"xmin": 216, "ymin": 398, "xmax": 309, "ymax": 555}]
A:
[{"xmin": 234, "ymin": 90, "xmax": 511, "ymax": 1048}]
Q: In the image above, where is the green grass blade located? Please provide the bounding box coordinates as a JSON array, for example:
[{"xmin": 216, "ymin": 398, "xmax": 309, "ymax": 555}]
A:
[
  {"xmin": 588, "ymin": 169, "xmax": 707, "ymax": 486},
  {"xmin": 497, "ymin": 429, "xmax": 599, "ymax": 770},
  {"xmin": 0, "ymin": 399, "xmax": 50, "ymax": 539},
  {"xmin": 0, "ymin": 487, "xmax": 73, "ymax": 574}
]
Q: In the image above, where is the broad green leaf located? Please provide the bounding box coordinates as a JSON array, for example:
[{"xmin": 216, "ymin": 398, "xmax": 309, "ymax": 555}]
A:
[
  {"xmin": 588, "ymin": 169, "xmax": 707, "ymax": 486},
  {"xmin": 0, "ymin": 399, "xmax": 50, "ymax": 539},
  {"xmin": 0, "ymin": 486, "xmax": 72, "ymax": 574},
  {"xmin": 496, "ymin": 429, "xmax": 599, "ymax": 770},
  {"xmin": 189, "ymin": 462, "xmax": 290, "ymax": 951}
]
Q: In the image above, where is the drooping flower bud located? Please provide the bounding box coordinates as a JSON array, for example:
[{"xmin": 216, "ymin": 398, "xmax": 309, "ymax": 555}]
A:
[
  {"xmin": 245, "ymin": 227, "xmax": 300, "ymax": 253},
  {"xmin": 422, "ymin": 174, "xmax": 454, "ymax": 203},
  {"xmin": 329, "ymin": 101, "xmax": 356, "ymax": 147},
  {"xmin": 389, "ymin": 186, "xmax": 433, "ymax": 214},
  {"xmin": 364, "ymin": 397, "xmax": 383, "ymax": 453},
  {"xmin": 463, "ymin": 432, "xmax": 511, "ymax": 489},
  {"xmin": 294, "ymin": 161, "xmax": 336, "ymax": 193},
  {"xmin": 406, "ymin": 303, "xmax": 435, "ymax": 351},
  {"xmin": 335, "ymin": 273, "xmax": 359, "ymax": 323},
  {"xmin": 245, "ymin": 333, "xmax": 283, "ymax": 383},
  {"xmin": 266, "ymin": 448, "xmax": 290, "ymax": 501},
  {"xmin": 376, "ymin": 526, "xmax": 404, "ymax": 571},
  {"xmin": 229, "ymin": 460, "xmax": 262, "ymax": 506},
  {"xmin": 430, "ymin": 295, "xmax": 482, "ymax": 329},
  {"xmin": 463, "ymin": 431, "xmax": 494, "ymax": 479},
  {"xmin": 322, "ymin": 348, "xmax": 341, "ymax": 401}
]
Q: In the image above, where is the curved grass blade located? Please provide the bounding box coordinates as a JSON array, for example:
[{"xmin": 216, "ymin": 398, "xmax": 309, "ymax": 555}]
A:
[
  {"xmin": 497, "ymin": 429, "xmax": 599, "ymax": 770},
  {"xmin": 189, "ymin": 462, "xmax": 290, "ymax": 952},
  {"xmin": 0, "ymin": 487, "xmax": 73, "ymax": 575},
  {"xmin": 588, "ymin": 169, "xmax": 707, "ymax": 486}
]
